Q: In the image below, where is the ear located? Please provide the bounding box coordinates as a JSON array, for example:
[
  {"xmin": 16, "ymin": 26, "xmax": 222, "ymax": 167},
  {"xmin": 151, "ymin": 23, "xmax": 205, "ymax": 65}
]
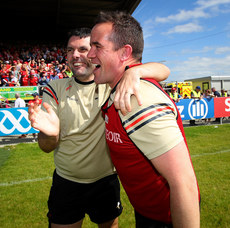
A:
[{"xmin": 120, "ymin": 44, "xmax": 133, "ymax": 61}]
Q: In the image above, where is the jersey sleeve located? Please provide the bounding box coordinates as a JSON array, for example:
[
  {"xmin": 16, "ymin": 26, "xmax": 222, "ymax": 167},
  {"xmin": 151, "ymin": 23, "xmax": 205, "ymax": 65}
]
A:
[
  {"xmin": 41, "ymin": 81, "xmax": 59, "ymax": 114},
  {"xmin": 119, "ymin": 80, "xmax": 184, "ymax": 160}
]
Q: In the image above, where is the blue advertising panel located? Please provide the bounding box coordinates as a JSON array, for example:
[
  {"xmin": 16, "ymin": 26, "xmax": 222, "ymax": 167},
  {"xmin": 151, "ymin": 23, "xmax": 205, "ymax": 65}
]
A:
[
  {"xmin": 0, "ymin": 108, "xmax": 39, "ymax": 136},
  {"xmin": 176, "ymin": 98, "xmax": 215, "ymax": 120}
]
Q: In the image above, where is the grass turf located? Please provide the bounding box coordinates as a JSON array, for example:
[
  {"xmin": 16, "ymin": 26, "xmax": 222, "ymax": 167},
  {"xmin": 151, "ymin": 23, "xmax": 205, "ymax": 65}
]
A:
[{"xmin": 0, "ymin": 124, "xmax": 229, "ymax": 227}]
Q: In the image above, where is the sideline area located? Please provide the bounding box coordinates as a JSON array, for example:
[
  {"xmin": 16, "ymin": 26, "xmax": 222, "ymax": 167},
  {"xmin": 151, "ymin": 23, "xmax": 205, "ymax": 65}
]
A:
[{"xmin": 182, "ymin": 117, "xmax": 230, "ymax": 127}]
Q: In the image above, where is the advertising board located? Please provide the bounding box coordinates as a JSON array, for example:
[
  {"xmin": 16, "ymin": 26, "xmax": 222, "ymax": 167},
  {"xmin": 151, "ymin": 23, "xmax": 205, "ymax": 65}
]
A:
[
  {"xmin": 214, "ymin": 97, "xmax": 230, "ymax": 117},
  {"xmin": 0, "ymin": 98, "xmax": 229, "ymax": 136},
  {"xmin": 0, "ymin": 108, "xmax": 38, "ymax": 136},
  {"xmin": 176, "ymin": 98, "xmax": 214, "ymax": 120},
  {"xmin": 0, "ymin": 86, "xmax": 38, "ymax": 101}
]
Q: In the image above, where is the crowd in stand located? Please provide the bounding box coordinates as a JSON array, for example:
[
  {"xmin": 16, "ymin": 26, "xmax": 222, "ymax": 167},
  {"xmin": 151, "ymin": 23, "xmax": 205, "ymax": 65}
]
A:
[
  {"xmin": 0, "ymin": 41, "xmax": 229, "ymax": 102},
  {"xmin": 0, "ymin": 41, "xmax": 73, "ymax": 87}
]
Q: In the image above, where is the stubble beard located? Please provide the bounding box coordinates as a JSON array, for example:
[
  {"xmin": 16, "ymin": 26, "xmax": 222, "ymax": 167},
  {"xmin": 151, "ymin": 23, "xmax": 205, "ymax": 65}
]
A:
[{"xmin": 70, "ymin": 63, "xmax": 95, "ymax": 82}]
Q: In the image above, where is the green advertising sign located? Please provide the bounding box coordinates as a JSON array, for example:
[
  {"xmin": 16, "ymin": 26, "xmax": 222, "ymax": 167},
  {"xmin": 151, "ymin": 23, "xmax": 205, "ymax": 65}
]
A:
[{"xmin": 0, "ymin": 86, "xmax": 38, "ymax": 101}]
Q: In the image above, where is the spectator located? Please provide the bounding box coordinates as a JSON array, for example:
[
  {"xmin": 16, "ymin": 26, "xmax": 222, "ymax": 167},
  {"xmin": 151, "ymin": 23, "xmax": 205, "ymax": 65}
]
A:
[
  {"xmin": 169, "ymin": 87, "xmax": 182, "ymax": 103},
  {"xmin": 183, "ymin": 94, "xmax": 189, "ymax": 99},
  {"xmin": 20, "ymin": 63, "xmax": 29, "ymax": 75},
  {"xmin": 4, "ymin": 60, "xmax": 11, "ymax": 72},
  {"xmin": 16, "ymin": 59, "xmax": 22, "ymax": 71},
  {"xmin": 49, "ymin": 71, "xmax": 59, "ymax": 80},
  {"xmin": 20, "ymin": 71, "xmax": 29, "ymax": 86},
  {"xmin": 203, "ymin": 89, "xmax": 212, "ymax": 99},
  {"xmin": 211, "ymin": 87, "xmax": 220, "ymax": 97},
  {"xmin": 11, "ymin": 66, "xmax": 20, "ymax": 83},
  {"xmin": 30, "ymin": 59, "xmax": 38, "ymax": 70},
  {"xmin": 15, "ymin": 93, "xmax": 26, "ymax": 107},
  {"xmin": 0, "ymin": 96, "xmax": 11, "ymax": 108},
  {"xmin": 1, "ymin": 72, "xmax": 9, "ymax": 86},
  {"xmin": 38, "ymin": 72, "xmax": 49, "ymax": 86},
  {"xmin": 191, "ymin": 86, "xmax": 202, "ymax": 99},
  {"xmin": 1, "ymin": 63, "xmax": 10, "ymax": 72},
  {"xmin": 28, "ymin": 92, "xmax": 42, "ymax": 106},
  {"xmin": 190, "ymin": 86, "xmax": 202, "ymax": 126},
  {"xmin": 23, "ymin": 61, "xmax": 31, "ymax": 71},
  {"xmin": 64, "ymin": 65, "xmax": 73, "ymax": 78},
  {"xmin": 56, "ymin": 64, "xmax": 64, "ymax": 73},
  {"xmin": 212, "ymin": 87, "xmax": 221, "ymax": 123},
  {"xmin": 53, "ymin": 60, "xmax": 60, "ymax": 72},
  {"xmin": 221, "ymin": 89, "xmax": 227, "ymax": 97},
  {"xmin": 14, "ymin": 93, "xmax": 27, "ymax": 138},
  {"xmin": 62, "ymin": 72, "xmax": 69, "ymax": 79},
  {"xmin": 29, "ymin": 70, "xmax": 39, "ymax": 86},
  {"xmin": 57, "ymin": 71, "xmax": 64, "ymax": 79},
  {"xmin": 203, "ymin": 89, "xmax": 213, "ymax": 124},
  {"xmin": 8, "ymin": 71, "xmax": 18, "ymax": 86},
  {"xmin": 38, "ymin": 59, "xmax": 47, "ymax": 71}
]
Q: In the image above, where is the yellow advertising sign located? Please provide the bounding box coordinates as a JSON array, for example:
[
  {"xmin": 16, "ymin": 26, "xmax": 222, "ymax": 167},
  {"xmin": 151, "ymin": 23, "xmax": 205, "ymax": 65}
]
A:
[{"xmin": 0, "ymin": 86, "xmax": 38, "ymax": 101}]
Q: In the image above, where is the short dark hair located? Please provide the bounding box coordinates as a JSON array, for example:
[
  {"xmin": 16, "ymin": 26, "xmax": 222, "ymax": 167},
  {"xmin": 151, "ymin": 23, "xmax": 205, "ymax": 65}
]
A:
[
  {"xmin": 95, "ymin": 11, "xmax": 144, "ymax": 62},
  {"xmin": 66, "ymin": 27, "xmax": 91, "ymax": 44}
]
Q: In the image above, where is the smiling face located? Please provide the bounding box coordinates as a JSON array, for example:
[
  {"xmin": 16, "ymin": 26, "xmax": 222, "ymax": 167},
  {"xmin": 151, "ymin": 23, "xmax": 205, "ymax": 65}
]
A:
[
  {"xmin": 67, "ymin": 36, "xmax": 94, "ymax": 82},
  {"xmin": 88, "ymin": 22, "xmax": 124, "ymax": 88}
]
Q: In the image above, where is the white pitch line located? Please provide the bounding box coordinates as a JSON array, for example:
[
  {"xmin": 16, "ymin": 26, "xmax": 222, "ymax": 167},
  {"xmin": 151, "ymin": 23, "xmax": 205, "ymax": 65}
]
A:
[
  {"xmin": 191, "ymin": 149, "xmax": 230, "ymax": 158},
  {"xmin": 1, "ymin": 149, "xmax": 230, "ymax": 187},
  {"xmin": 0, "ymin": 176, "xmax": 52, "ymax": 187}
]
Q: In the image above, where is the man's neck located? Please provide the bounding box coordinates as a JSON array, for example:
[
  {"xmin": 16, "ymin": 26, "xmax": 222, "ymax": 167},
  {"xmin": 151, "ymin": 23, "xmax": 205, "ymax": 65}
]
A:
[
  {"xmin": 110, "ymin": 71, "xmax": 124, "ymax": 89},
  {"xmin": 74, "ymin": 74, "xmax": 94, "ymax": 83},
  {"xmin": 109, "ymin": 61, "xmax": 141, "ymax": 89}
]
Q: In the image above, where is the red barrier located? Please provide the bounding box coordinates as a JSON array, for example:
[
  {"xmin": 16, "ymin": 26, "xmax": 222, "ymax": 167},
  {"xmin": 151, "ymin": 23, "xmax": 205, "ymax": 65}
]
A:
[{"xmin": 214, "ymin": 97, "xmax": 230, "ymax": 118}]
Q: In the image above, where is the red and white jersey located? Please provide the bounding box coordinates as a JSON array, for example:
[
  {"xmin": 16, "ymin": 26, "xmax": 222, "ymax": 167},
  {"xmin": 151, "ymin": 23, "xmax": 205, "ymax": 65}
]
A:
[
  {"xmin": 29, "ymin": 77, "xmax": 38, "ymax": 86},
  {"xmin": 102, "ymin": 77, "xmax": 199, "ymax": 223},
  {"xmin": 28, "ymin": 98, "xmax": 42, "ymax": 106},
  {"xmin": 20, "ymin": 75, "xmax": 29, "ymax": 86}
]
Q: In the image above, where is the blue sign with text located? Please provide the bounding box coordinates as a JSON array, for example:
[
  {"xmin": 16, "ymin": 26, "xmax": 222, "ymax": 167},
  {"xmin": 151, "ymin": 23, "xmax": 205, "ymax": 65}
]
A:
[{"xmin": 176, "ymin": 98, "xmax": 214, "ymax": 120}]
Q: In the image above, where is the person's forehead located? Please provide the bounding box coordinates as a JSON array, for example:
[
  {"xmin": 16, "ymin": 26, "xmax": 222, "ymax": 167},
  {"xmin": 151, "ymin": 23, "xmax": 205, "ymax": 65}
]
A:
[
  {"xmin": 68, "ymin": 36, "xmax": 90, "ymax": 48},
  {"xmin": 91, "ymin": 22, "xmax": 113, "ymax": 41}
]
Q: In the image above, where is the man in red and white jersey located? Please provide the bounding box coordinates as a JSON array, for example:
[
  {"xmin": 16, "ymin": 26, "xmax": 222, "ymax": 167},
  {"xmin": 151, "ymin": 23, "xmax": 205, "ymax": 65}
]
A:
[
  {"xmin": 28, "ymin": 92, "xmax": 42, "ymax": 106},
  {"xmin": 29, "ymin": 70, "xmax": 38, "ymax": 86},
  {"xmin": 20, "ymin": 71, "xmax": 29, "ymax": 86},
  {"xmin": 88, "ymin": 11, "xmax": 200, "ymax": 228}
]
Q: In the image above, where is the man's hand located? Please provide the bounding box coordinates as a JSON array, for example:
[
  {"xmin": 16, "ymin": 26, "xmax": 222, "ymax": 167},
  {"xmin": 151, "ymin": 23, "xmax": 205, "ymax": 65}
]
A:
[
  {"xmin": 28, "ymin": 102, "xmax": 60, "ymax": 137},
  {"xmin": 114, "ymin": 62, "xmax": 170, "ymax": 115},
  {"xmin": 114, "ymin": 67, "xmax": 142, "ymax": 115}
]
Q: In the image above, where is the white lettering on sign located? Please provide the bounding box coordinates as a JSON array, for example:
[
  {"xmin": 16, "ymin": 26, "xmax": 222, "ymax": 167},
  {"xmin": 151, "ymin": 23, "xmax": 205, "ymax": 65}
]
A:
[
  {"xmin": 106, "ymin": 129, "xmax": 123, "ymax": 143},
  {"xmin": 0, "ymin": 109, "xmax": 31, "ymax": 134},
  {"xmin": 177, "ymin": 106, "xmax": 184, "ymax": 118},
  {"xmin": 225, "ymin": 98, "xmax": 230, "ymax": 112},
  {"xmin": 188, "ymin": 99, "xmax": 208, "ymax": 119}
]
